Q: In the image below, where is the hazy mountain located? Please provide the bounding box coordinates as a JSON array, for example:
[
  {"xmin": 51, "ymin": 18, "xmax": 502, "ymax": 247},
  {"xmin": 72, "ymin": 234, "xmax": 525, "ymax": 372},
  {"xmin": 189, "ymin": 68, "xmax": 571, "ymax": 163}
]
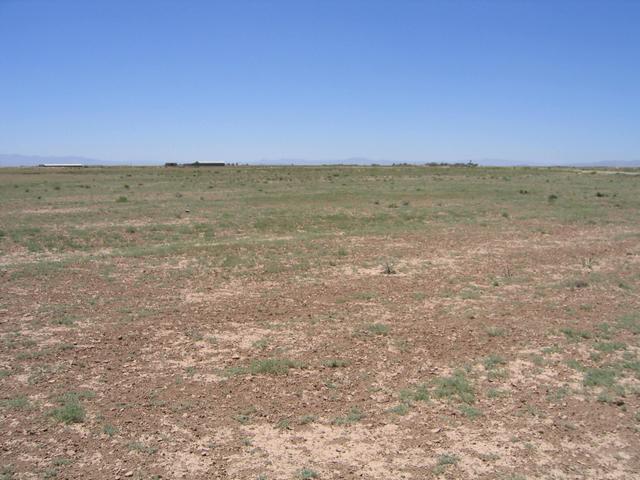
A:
[
  {"xmin": 475, "ymin": 158, "xmax": 640, "ymax": 168},
  {"xmin": 569, "ymin": 160, "xmax": 640, "ymax": 168}
]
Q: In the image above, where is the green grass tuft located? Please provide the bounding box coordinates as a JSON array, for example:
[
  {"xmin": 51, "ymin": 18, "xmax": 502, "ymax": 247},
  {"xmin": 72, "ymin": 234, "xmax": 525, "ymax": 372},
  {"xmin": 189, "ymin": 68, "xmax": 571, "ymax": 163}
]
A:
[
  {"xmin": 483, "ymin": 355, "xmax": 506, "ymax": 370},
  {"xmin": 560, "ymin": 327, "xmax": 592, "ymax": 341},
  {"xmin": 298, "ymin": 468, "xmax": 319, "ymax": 479},
  {"xmin": 333, "ymin": 406, "xmax": 365, "ymax": 425},
  {"xmin": 400, "ymin": 384, "xmax": 430, "ymax": 403},
  {"xmin": 459, "ymin": 404, "xmax": 483, "ymax": 419},
  {"xmin": 250, "ymin": 358, "xmax": 304, "ymax": 375},
  {"xmin": 433, "ymin": 371, "xmax": 475, "ymax": 404},
  {"xmin": 593, "ymin": 341, "xmax": 626, "ymax": 353},
  {"xmin": 583, "ymin": 368, "xmax": 616, "ymax": 388},
  {"xmin": 1, "ymin": 396, "xmax": 30, "ymax": 410},
  {"xmin": 49, "ymin": 397, "xmax": 85, "ymax": 424}
]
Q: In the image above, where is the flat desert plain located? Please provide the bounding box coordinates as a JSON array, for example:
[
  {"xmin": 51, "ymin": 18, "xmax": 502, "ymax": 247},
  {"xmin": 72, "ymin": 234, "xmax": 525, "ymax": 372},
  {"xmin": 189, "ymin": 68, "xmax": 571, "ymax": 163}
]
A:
[{"xmin": 1, "ymin": 165, "xmax": 640, "ymax": 479}]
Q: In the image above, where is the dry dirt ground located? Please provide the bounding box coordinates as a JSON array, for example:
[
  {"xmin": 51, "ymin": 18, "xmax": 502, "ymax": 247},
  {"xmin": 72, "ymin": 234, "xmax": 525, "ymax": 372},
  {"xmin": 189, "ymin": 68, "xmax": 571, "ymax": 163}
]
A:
[{"xmin": 1, "ymin": 166, "xmax": 640, "ymax": 479}]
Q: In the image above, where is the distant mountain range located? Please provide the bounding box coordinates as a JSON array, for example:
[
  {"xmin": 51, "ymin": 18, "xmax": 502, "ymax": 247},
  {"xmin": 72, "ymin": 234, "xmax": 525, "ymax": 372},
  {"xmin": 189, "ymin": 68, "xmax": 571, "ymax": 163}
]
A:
[
  {"xmin": 475, "ymin": 158, "xmax": 640, "ymax": 168},
  {"xmin": 1, "ymin": 153, "xmax": 639, "ymax": 168},
  {"xmin": 569, "ymin": 159, "xmax": 640, "ymax": 168}
]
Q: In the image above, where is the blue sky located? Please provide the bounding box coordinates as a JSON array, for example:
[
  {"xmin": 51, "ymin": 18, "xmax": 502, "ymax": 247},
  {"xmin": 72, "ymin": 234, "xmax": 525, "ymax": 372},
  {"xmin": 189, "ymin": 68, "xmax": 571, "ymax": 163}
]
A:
[{"xmin": 0, "ymin": 0, "xmax": 638, "ymax": 165}]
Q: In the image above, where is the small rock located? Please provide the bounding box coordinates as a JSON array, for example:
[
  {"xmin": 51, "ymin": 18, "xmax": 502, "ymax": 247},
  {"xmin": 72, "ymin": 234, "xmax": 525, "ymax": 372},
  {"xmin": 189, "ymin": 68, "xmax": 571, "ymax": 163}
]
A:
[{"xmin": 124, "ymin": 471, "xmax": 133, "ymax": 478}]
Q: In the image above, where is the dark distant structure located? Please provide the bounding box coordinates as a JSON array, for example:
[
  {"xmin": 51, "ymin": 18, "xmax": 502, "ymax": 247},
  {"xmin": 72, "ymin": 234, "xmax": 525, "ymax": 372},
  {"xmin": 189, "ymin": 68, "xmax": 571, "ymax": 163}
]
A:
[
  {"xmin": 164, "ymin": 162, "xmax": 178, "ymax": 167},
  {"xmin": 185, "ymin": 161, "xmax": 225, "ymax": 167}
]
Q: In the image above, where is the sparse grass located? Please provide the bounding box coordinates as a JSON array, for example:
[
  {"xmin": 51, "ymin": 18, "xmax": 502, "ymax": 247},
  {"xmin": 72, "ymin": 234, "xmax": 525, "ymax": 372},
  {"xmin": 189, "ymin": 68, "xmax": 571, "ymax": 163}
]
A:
[
  {"xmin": 565, "ymin": 359, "xmax": 585, "ymax": 371},
  {"xmin": 276, "ymin": 418, "xmax": 291, "ymax": 430},
  {"xmin": 486, "ymin": 326, "xmax": 506, "ymax": 337},
  {"xmin": 434, "ymin": 453, "xmax": 459, "ymax": 474},
  {"xmin": 617, "ymin": 313, "xmax": 640, "ymax": 334},
  {"xmin": 185, "ymin": 329, "xmax": 203, "ymax": 341},
  {"xmin": 0, "ymin": 396, "xmax": 30, "ymax": 410},
  {"xmin": 333, "ymin": 406, "xmax": 365, "ymax": 425},
  {"xmin": 49, "ymin": 395, "xmax": 85, "ymax": 424},
  {"xmin": 597, "ymin": 391, "xmax": 621, "ymax": 405},
  {"xmin": 365, "ymin": 323, "xmax": 390, "ymax": 336},
  {"xmin": 593, "ymin": 341, "xmax": 626, "ymax": 353},
  {"xmin": 323, "ymin": 359, "xmax": 348, "ymax": 368},
  {"xmin": 387, "ymin": 403, "xmax": 410, "ymax": 415},
  {"xmin": 43, "ymin": 468, "xmax": 58, "ymax": 479},
  {"xmin": 252, "ymin": 338, "xmax": 269, "ymax": 349},
  {"xmin": 583, "ymin": 368, "xmax": 617, "ymax": 388},
  {"xmin": 433, "ymin": 371, "xmax": 475, "ymax": 404},
  {"xmin": 487, "ymin": 388, "xmax": 507, "ymax": 399},
  {"xmin": 596, "ymin": 322, "xmax": 614, "ymax": 338},
  {"xmin": 487, "ymin": 368, "xmax": 509, "ymax": 381},
  {"xmin": 483, "ymin": 354, "xmax": 506, "ymax": 370},
  {"xmin": 547, "ymin": 386, "xmax": 570, "ymax": 402},
  {"xmin": 250, "ymin": 358, "xmax": 304, "ymax": 375},
  {"xmin": 530, "ymin": 354, "xmax": 545, "ymax": 367},
  {"xmin": 353, "ymin": 291, "xmax": 376, "ymax": 301},
  {"xmin": 622, "ymin": 359, "xmax": 640, "ymax": 378},
  {"xmin": 232, "ymin": 406, "xmax": 256, "ymax": 425},
  {"xmin": 0, "ymin": 466, "xmax": 15, "ymax": 480},
  {"xmin": 299, "ymin": 414, "xmax": 317, "ymax": 425},
  {"xmin": 542, "ymin": 345, "xmax": 562, "ymax": 355},
  {"xmin": 400, "ymin": 384, "xmax": 430, "ymax": 403},
  {"xmin": 127, "ymin": 441, "xmax": 158, "ymax": 454},
  {"xmin": 567, "ymin": 279, "xmax": 589, "ymax": 289},
  {"xmin": 63, "ymin": 390, "xmax": 95, "ymax": 400},
  {"xmin": 460, "ymin": 286, "xmax": 481, "ymax": 300},
  {"xmin": 298, "ymin": 468, "xmax": 319, "ymax": 479},
  {"xmin": 222, "ymin": 365, "xmax": 247, "ymax": 377},
  {"xmin": 459, "ymin": 404, "xmax": 483, "ymax": 419},
  {"xmin": 4, "ymin": 166, "xmax": 640, "ymax": 477},
  {"xmin": 225, "ymin": 358, "xmax": 304, "ymax": 376},
  {"xmin": 53, "ymin": 316, "xmax": 76, "ymax": 326},
  {"xmin": 560, "ymin": 327, "xmax": 592, "ymax": 341}
]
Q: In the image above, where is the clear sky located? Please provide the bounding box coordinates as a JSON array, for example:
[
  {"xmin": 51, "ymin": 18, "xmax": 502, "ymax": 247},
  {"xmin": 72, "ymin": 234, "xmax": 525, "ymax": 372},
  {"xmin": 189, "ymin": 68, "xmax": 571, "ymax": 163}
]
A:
[{"xmin": 1, "ymin": 0, "xmax": 638, "ymax": 165}]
